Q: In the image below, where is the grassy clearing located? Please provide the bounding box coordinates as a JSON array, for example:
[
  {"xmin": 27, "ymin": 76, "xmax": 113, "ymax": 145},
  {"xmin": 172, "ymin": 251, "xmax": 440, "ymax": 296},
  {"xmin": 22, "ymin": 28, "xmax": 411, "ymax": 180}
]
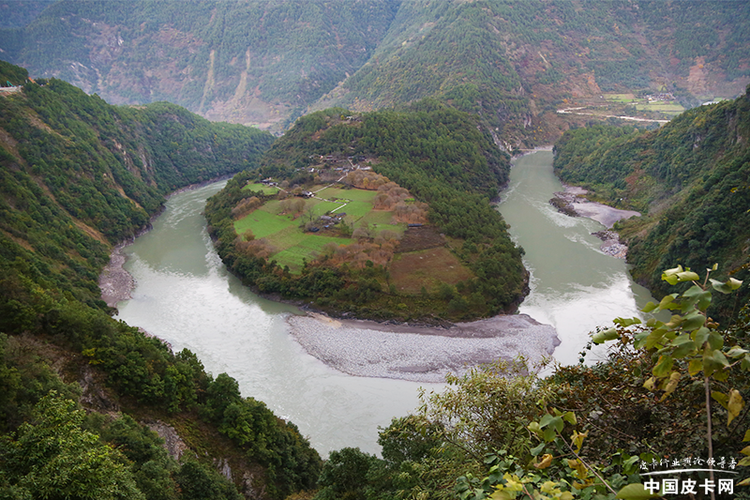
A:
[
  {"xmin": 273, "ymin": 235, "xmax": 352, "ymax": 271},
  {"xmin": 360, "ymin": 210, "xmax": 395, "ymax": 226},
  {"xmin": 604, "ymin": 93, "xmax": 636, "ymax": 102},
  {"xmin": 336, "ymin": 200, "xmax": 372, "ymax": 219},
  {"xmin": 235, "ymin": 210, "xmax": 295, "ymax": 239},
  {"xmin": 390, "ymin": 247, "xmax": 473, "ymax": 294},
  {"xmin": 635, "ymin": 103, "xmax": 685, "ymax": 113},
  {"xmin": 312, "ymin": 200, "xmax": 343, "ymax": 216},
  {"xmin": 243, "ymin": 182, "xmax": 279, "ymax": 195},
  {"xmin": 317, "ymin": 187, "xmax": 377, "ymax": 202}
]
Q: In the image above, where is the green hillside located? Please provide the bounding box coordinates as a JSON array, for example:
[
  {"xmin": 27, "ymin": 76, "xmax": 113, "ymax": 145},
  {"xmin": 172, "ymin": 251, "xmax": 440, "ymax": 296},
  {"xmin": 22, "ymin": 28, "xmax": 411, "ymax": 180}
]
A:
[
  {"xmin": 2, "ymin": 0, "xmax": 748, "ymax": 144},
  {"xmin": 0, "ymin": 65, "xmax": 321, "ymax": 499},
  {"xmin": 553, "ymin": 85, "xmax": 750, "ymax": 322},
  {"xmin": 206, "ymin": 103, "xmax": 527, "ymax": 322}
]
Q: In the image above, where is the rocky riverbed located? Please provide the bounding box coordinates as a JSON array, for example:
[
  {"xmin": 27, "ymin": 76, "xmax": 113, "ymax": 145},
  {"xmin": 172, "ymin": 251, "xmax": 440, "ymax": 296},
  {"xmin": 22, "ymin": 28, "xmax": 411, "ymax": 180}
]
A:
[
  {"xmin": 550, "ymin": 186, "xmax": 639, "ymax": 259},
  {"xmin": 287, "ymin": 313, "xmax": 560, "ymax": 382},
  {"xmin": 99, "ymin": 242, "xmax": 135, "ymax": 308}
]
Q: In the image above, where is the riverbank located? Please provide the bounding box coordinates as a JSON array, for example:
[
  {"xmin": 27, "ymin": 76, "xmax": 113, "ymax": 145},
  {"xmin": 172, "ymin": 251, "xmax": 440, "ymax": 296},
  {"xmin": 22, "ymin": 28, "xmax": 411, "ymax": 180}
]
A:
[
  {"xmin": 550, "ymin": 185, "xmax": 639, "ymax": 258},
  {"xmin": 99, "ymin": 242, "xmax": 135, "ymax": 308},
  {"xmin": 287, "ymin": 312, "xmax": 560, "ymax": 383}
]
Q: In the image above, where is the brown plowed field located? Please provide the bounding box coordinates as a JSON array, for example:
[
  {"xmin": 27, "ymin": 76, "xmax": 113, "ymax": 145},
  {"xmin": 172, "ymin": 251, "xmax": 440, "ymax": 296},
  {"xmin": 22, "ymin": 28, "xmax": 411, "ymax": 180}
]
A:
[{"xmin": 396, "ymin": 225, "xmax": 445, "ymax": 253}]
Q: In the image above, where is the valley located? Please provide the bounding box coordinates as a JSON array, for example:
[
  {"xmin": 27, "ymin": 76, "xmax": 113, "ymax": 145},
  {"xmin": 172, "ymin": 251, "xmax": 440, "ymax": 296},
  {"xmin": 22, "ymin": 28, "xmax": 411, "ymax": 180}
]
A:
[{"xmin": 0, "ymin": 2, "xmax": 749, "ymax": 499}]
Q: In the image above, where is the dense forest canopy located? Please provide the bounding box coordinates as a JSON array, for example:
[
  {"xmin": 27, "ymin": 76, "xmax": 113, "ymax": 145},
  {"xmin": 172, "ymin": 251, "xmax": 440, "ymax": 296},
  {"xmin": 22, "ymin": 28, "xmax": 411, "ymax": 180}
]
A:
[
  {"xmin": 0, "ymin": 62, "xmax": 321, "ymax": 498},
  {"xmin": 2, "ymin": 0, "xmax": 748, "ymax": 143}
]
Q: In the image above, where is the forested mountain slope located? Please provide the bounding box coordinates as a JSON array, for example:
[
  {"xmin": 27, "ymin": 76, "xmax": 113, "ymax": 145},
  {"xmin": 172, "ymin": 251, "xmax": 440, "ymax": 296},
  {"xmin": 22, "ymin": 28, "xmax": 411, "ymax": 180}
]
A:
[
  {"xmin": 0, "ymin": 61, "xmax": 321, "ymax": 499},
  {"xmin": 2, "ymin": 0, "xmax": 748, "ymax": 144},
  {"xmin": 553, "ymin": 85, "xmax": 750, "ymax": 322}
]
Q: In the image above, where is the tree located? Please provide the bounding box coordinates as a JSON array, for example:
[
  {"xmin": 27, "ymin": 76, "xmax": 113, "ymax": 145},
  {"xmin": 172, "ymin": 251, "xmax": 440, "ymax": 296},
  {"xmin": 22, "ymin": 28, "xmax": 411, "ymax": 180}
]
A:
[
  {"xmin": 0, "ymin": 392, "xmax": 145, "ymax": 500},
  {"xmin": 315, "ymin": 447, "xmax": 378, "ymax": 500}
]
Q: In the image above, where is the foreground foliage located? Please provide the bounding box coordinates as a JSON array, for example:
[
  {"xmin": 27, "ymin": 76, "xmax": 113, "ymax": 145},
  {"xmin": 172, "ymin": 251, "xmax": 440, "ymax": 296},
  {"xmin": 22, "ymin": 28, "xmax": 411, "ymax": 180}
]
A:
[{"xmin": 313, "ymin": 266, "xmax": 747, "ymax": 500}]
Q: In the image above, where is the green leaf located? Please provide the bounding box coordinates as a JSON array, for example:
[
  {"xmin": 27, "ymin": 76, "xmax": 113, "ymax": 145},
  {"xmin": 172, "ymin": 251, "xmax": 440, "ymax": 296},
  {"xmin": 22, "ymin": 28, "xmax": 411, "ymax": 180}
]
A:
[
  {"xmin": 543, "ymin": 426, "xmax": 556, "ymax": 443},
  {"xmin": 714, "ymin": 369, "xmax": 729, "ymax": 382},
  {"xmin": 703, "ymin": 349, "xmax": 730, "ymax": 377},
  {"xmin": 707, "ymin": 332, "xmax": 724, "ymax": 350},
  {"xmin": 712, "ymin": 391, "xmax": 729, "ymax": 409},
  {"xmin": 528, "ymin": 421, "xmax": 541, "ymax": 435},
  {"xmin": 642, "ymin": 302, "xmax": 658, "ymax": 313},
  {"xmin": 616, "ymin": 483, "xmax": 660, "ymax": 499},
  {"xmin": 671, "ymin": 340, "xmax": 696, "ymax": 358},
  {"xmin": 551, "ymin": 416, "xmax": 564, "ymax": 432},
  {"xmin": 693, "ymin": 327, "xmax": 710, "ymax": 346},
  {"xmin": 682, "ymin": 285, "xmax": 712, "ymax": 312},
  {"xmin": 711, "ymin": 277, "xmax": 743, "ymax": 294},
  {"xmin": 676, "ymin": 270, "xmax": 700, "ymax": 282},
  {"xmin": 743, "ymin": 429, "xmax": 750, "ymax": 442},
  {"xmin": 530, "ymin": 442, "xmax": 545, "ymax": 456},
  {"xmin": 726, "ymin": 346, "xmax": 749, "ymax": 358},
  {"xmin": 562, "ymin": 411, "xmax": 577, "ymax": 425},
  {"xmin": 539, "ymin": 413, "xmax": 555, "ymax": 429},
  {"xmin": 653, "ymin": 355, "xmax": 674, "ymax": 378},
  {"xmin": 614, "ymin": 317, "xmax": 641, "ymax": 327},
  {"xmin": 645, "ymin": 327, "xmax": 669, "ymax": 349},
  {"xmin": 681, "ymin": 310, "xmax": 706, "ymax": 331},
  {"xmin": 688, "ymin": 359, "xmax": 703, "ymax": 376},
  {"xmin": 592, "ymin": 327, "xmax": 619, "ymax": 344},
  {"xmin": 662, "ymin": 266, "xmax": 684, "ymax": 285},
  {"xmin": 658, "ymin": 294, "xmax": 679, "ymax": 310}
]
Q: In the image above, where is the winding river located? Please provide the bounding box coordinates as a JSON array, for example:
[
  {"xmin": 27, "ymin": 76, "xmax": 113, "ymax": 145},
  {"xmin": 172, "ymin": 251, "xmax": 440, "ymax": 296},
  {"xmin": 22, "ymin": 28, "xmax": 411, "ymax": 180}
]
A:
[{"xmin": 113, "ymin": 150, "xmax": 654, "ymax": 456}]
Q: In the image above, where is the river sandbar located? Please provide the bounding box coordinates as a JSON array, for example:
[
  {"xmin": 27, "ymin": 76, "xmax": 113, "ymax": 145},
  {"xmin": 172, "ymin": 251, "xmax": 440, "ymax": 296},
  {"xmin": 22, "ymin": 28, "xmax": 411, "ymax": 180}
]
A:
[{"xmin": 287, "ymin": 313, "xmax": 560, "ymax": 383}]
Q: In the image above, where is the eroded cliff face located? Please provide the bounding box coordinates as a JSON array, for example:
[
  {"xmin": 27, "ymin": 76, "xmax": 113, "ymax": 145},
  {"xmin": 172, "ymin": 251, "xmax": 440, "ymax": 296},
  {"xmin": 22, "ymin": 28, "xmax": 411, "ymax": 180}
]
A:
[{"xmin": 3, "ymin": 0, "xmax": 749, "ymax": 140}]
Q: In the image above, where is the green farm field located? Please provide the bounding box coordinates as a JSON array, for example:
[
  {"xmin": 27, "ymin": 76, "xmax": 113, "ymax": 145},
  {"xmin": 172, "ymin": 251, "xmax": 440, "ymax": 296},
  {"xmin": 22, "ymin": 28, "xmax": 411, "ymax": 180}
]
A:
[
  {"xmin": 235, "ymin": 209, "xmax": 295, "ymax": 239},
  {"xmin": 317, "ymin": 186, "xmax": 377, "ymax": 202},
  {"xmin": 272, "ymin": 234, "xmax": 352, "ymax": 270},
  {"xmin": 234, "ymin": 186, "xmax": 406, "ymax": 271},
  {"xmin": 635, "ymin": 103, "xmax": 685, "ymax": 113},
  {"xmin": 604, "ymin": 93, "xmax": 636, "ymax": 102},
  {"xmin": 243, "ymin": 182, "xmax": 279, "ymax": 195}
]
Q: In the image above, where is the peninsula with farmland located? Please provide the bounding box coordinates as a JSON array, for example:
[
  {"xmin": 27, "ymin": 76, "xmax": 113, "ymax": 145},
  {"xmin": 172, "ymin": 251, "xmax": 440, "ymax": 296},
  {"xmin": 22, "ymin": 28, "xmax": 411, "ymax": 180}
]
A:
[{"xmin": 205, "ymin": 104, "xmax": 528, "ymax": 322}]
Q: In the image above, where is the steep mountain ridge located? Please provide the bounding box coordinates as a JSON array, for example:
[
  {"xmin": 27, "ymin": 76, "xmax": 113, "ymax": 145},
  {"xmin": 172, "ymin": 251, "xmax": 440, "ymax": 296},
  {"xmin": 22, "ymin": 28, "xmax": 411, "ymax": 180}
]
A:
[
  {"xmin": 0, "ymin": 0, "xmax": 400, "ymax": 133},
  {"xmin": 2, "ymin": 0, "xmax": 748, "ymax": 143}
]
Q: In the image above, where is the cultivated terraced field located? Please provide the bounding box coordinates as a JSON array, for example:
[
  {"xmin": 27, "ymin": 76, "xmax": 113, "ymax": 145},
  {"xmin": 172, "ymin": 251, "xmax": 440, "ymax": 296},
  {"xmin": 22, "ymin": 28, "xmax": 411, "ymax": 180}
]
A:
[{"xmin": 233, "ymin": 185, "xmax": 477, "ymax": 292}]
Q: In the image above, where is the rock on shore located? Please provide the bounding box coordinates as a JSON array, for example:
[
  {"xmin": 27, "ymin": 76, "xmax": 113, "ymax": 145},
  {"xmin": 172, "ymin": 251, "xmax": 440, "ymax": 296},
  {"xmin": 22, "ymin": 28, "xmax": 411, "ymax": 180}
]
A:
[
  {"xmin": 550, "ymin": 185, "xmax": 639, "ymax": 259},
  {"xmin": 287, "ymin": 313, "xmax": 560, "ymax": 383},
  {"xmin": 99, "ymin": 243, "xmax": 135, "ymax": 308}
]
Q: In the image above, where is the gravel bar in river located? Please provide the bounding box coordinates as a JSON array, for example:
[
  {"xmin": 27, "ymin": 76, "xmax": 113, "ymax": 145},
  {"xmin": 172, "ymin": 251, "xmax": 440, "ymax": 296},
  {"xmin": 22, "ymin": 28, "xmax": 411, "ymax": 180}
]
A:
[{"xmin": 287, "ymin": 313, "xmax": 560, "ymax": 383}]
